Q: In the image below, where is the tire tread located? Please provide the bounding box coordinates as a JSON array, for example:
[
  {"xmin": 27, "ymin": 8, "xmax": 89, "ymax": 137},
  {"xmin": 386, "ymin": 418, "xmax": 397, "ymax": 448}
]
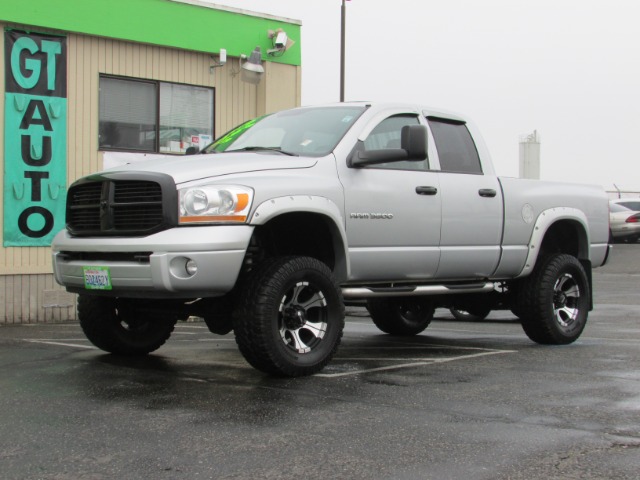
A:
[
  {"xmin": 78, "ymin": 295, "xmax": 175, "ymax": 355},
  {"xmin": 234, "ymin": 256, "xmax": 344, "ymax": 377},
  {"xmin": 516, "ymin": 253, "xmax": 589, "ymax": 344}
]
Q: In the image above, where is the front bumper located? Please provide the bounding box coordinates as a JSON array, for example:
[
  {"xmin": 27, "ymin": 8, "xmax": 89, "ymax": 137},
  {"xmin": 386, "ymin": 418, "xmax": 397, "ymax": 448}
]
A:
[{"xmin": 51, "ymin": 225, "xmax": 254, "ymax": 298}]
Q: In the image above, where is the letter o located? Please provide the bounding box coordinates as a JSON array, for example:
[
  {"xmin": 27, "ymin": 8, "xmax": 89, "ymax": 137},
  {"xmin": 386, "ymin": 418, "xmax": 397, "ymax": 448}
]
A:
[{"xmin": 18, "ymin": 206, "xmax": 54, "ymax": 238}]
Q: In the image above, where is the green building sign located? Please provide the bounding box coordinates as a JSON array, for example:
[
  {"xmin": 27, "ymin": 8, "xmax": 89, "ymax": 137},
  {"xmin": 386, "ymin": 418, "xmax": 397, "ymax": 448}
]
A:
[{"xmin": 4, "ymin": 29, "xmax": 67, "ymax": 246}]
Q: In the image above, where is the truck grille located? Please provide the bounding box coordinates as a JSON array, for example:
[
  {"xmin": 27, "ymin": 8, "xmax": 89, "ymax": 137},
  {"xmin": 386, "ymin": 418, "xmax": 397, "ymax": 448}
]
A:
[{"xmin": 66, "ymin": 173, "xmax": 177, "ymax": 236}]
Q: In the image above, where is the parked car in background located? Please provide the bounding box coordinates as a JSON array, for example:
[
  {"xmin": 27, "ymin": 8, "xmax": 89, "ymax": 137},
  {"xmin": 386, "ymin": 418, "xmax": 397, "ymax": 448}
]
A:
[
  {"xmin": 609, "ymin": 202, "xmax": 640, "ymax": 243},
  {"xmin": 611, "ymin": 198, "xmax": 640, "ymax": 211}
]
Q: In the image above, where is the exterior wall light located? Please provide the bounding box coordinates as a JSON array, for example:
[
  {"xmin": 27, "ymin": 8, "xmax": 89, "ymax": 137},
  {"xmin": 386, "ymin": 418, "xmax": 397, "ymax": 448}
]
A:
[{"xmin": 240, "ymin": 46, "xmax": 264, "ymax": 85}]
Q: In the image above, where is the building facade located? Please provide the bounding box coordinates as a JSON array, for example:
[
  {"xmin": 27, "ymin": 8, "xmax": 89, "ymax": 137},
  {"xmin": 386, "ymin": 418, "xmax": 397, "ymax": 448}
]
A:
[{"xmin": 0, "ymin": 0, "xmax": 302, "ymax": 323}]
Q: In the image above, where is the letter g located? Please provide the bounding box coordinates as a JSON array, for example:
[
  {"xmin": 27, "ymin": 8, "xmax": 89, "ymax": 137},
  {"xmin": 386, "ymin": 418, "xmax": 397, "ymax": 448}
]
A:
[{"xmin": 11, "ymin": 37, "xmax": 41, "ymax": 90}]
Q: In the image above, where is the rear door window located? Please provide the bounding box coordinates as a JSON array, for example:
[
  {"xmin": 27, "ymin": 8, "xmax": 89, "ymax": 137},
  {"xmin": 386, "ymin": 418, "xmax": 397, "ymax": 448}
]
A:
[{"xmin": 428, "ymin": 118, "xmax": 482, "ymax": 174}]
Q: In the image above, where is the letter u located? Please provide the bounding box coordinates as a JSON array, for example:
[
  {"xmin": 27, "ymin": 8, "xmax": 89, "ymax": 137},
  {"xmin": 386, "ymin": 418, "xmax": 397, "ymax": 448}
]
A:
[{"xmin": 21, "ymin": 134, "xmax": 52, "ymax": 166}]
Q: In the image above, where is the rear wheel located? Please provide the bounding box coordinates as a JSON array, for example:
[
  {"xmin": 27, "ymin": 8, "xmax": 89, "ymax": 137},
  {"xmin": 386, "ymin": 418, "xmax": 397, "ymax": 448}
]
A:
[
  {"xmin": 449, "ymin": 307, "xmax": 490, "ymax": 322},
  {"xmin": 77, "ymin": 295, "xmax": 177, "ymax": 355},
  {"xmin": 366, "ymin": 297, "xmax": 435, "ymax": 335},
  {"xmin": 516, "ymin": 254, "xmax": 590, "ymax": 344},
  {"xmin": 233, "ymin": 256, "xmax": 344, "ymax": 377}
]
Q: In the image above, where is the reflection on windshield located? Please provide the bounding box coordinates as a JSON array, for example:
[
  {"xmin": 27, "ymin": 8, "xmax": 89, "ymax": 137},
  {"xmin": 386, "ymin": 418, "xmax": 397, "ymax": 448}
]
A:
[
  {"xmin": 202, "ymin": 106, "xmax": 366, "ymax": 157},
  {"xmin": 204, "ymin": 117, "xmax": 265, "ymax": 153}
]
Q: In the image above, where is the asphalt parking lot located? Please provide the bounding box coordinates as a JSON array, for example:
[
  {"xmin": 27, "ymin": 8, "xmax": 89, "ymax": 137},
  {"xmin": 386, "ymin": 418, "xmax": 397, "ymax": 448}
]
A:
[{"xmin": 1, "ymin": 245, "xmax": 639, "ymax": 480}]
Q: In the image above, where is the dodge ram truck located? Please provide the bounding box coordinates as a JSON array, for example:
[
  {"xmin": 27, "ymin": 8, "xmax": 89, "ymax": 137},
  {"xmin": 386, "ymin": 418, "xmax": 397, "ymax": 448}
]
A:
[{"xmin": 51, "ymin": 102, "xmax": 611, "ymax": 377}]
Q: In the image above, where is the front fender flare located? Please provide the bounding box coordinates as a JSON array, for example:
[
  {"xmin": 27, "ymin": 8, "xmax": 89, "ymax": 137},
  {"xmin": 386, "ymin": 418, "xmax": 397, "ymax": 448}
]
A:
[{"xmin": 250, "ymin": 195, "xmax": 350, "ymax": 281}]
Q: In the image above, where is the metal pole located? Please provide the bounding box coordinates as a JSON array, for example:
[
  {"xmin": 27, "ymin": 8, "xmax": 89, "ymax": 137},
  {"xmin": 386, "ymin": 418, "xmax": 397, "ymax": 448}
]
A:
[{"xmin": 340, "ymin": 0, "xmax": 346, "ymax": 102}]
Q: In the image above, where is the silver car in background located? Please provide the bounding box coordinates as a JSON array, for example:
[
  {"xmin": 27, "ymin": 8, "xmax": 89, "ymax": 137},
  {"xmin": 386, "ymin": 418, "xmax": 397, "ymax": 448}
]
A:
[
  {"xmin": 609, "ymin": 202, "xmax": 640, "ymax": 243},
  {"xmin": 611, "ymin": 198, "xmax": 640, "ymax": 211}
]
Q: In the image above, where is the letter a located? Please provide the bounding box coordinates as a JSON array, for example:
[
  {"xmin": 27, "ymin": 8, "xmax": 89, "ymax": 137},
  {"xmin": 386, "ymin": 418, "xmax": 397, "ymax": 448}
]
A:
[{"xmin": 19, "ymin": 100, "xmax": 53, "ymax": 131}]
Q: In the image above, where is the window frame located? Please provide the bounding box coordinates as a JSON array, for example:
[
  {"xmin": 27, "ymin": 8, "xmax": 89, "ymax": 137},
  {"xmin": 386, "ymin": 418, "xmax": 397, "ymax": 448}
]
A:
[{"xmin": 98, "ymin": 74, "xmax": 215, "ymax": 154}]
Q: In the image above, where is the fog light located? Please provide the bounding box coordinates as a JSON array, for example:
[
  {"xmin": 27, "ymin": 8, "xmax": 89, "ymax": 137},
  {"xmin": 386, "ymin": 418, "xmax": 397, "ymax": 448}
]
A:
[{"xmin": 185, "ymin": 259, "xmax": 198, "ymax": 276}]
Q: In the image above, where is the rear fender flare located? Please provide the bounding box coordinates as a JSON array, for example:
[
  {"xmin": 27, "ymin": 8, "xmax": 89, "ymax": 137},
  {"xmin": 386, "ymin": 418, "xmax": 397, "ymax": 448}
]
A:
[{"xmin": 516, "ymin": 207, "xmax": 589, "ymax": 278}]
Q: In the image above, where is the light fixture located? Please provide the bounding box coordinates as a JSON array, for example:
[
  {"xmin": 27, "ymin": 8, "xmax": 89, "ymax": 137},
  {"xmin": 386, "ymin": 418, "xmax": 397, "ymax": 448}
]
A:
[
  {"xmin": 209, "ymin": 48, "xmax": 227, "ymax": 73},
  {"xmin": 240, "ymin": 46, "xmax": 264, "ymax": 85}
]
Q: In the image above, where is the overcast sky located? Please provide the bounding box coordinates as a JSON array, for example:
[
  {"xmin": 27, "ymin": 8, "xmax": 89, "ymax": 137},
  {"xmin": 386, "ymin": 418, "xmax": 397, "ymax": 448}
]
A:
[{"xmin": 209, "ymin": 0, "xmax": 640, "ymax": 193}]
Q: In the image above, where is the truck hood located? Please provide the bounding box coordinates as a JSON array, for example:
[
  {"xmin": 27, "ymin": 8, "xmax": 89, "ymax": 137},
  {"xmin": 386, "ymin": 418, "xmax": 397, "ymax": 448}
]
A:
[{"xmin": 103, "ymin": 152, "xmax": 318, "ymax": 184}]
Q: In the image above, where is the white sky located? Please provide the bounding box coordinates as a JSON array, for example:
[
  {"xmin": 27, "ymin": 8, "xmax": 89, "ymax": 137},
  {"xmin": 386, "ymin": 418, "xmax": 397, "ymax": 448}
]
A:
[{"xmin": 209, "ymin": 0, "xmax": 640, "ymax": 193}]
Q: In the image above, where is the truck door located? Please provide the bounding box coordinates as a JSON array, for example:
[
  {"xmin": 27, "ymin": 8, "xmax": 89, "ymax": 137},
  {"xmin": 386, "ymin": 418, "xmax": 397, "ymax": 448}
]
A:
[
  {"xmin": 427, "ymin": 117, "xmax": 504, "ymax": 280},
  {"xmin": 341, "ymin": 114, "xmax": 442, "ymax": 282}
]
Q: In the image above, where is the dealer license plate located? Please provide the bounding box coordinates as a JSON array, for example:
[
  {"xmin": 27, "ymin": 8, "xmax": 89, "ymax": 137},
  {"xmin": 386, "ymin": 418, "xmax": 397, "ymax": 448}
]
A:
[{"xmin": 83, "ymin": 266, "xmax": 112, "ymax": 290}]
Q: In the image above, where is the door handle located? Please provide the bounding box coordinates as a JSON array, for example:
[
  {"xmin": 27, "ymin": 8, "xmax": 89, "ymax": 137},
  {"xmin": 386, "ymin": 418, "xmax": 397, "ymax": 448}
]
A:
[
  {"xmin": 416, "ymin": 186, "xmax": 438, "ymax": 196},
  {"xmin": 479, "ymin": 188, "xmax": 497, "ymax": 198}
]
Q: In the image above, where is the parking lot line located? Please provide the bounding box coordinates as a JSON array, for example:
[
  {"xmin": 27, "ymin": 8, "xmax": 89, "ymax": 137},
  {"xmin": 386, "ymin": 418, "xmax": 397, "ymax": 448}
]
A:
[
  {"xmin": 316, "ymin": 349, "xmax": 515, "ymax": 378},
  {"xmin": 196, "ymin": 338, "xmax": 236, "ymax": 342},
  {"xmin": 23, "ymin": 339, "xmax": 96, "ymax": 350},
  {"xmin": 20, "ymin": 336, "xmax": 516, "ymax": 379},
  {"xmin": 315, "ymin": 361, "xmax": 431, "ymax": 377}
]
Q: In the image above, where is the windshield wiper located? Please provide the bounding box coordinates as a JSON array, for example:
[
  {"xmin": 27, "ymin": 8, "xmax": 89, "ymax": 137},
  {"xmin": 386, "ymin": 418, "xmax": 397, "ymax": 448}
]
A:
[{"xmin": 225, "ymin": 146, "xmax": 297, "ymax": 156}]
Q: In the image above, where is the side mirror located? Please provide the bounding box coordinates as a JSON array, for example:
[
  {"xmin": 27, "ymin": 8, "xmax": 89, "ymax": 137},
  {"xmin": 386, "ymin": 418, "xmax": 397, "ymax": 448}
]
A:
[
  {"xmin": 185, "ymin": 146, "xmax": 198, "ymax": 155},
  {"xmin": 401, "ymin": 124, "xmax": 428, "ymax": 160},
  {"xmin": 348, "ymin": 124, "xmax": 428, "ymax": 167}
]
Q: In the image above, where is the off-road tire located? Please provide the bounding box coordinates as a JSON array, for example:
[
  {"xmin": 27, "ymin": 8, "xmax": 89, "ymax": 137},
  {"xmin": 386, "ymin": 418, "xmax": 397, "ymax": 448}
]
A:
[
  {"xmin": 366, "ymin": 297, "xmax": 435, "ymax": 335},
  {"xmin": 233, "ymin": 256, "xmax": 345, "ymax": 377},
  {"xmin": 77, "ymin": 295, "xmax": 177, "ymax": 355},
  {"xmin": 516, "ymin": 253, "xmax": 590, "ymax": 344}
]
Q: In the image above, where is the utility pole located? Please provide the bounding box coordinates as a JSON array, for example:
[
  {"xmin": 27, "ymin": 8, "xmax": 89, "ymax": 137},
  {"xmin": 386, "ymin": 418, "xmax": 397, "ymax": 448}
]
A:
[{"xmin": 340, "ymin": 0, "xmax": 346, "ymax": 102}]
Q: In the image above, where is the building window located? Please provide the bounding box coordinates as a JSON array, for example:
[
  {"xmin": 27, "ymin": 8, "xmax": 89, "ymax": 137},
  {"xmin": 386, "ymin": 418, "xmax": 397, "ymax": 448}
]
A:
[
  {"xmin": 99, "ymin": 77, "xmax": 157, "ymax": 151},
  {"xmin": 99, "ymin": 76, "xmax": 214, "ymax": 154}
]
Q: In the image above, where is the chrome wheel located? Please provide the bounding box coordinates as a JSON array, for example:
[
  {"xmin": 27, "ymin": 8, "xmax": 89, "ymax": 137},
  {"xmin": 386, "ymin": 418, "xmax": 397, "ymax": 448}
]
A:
[
  {"xmin": 553, "ymin": 273, "xmax": 580, "ymax": 328},
  {"xmin": 279, "ymin": 281, "xmax": 328, "ymax": 353},
  {"xmin": 234, "ymin": 256, "xmax": 344, "ymax": 377},
  {"xmin": 517, "ymin": 253, "xmax": 589, "ymax": 345}
]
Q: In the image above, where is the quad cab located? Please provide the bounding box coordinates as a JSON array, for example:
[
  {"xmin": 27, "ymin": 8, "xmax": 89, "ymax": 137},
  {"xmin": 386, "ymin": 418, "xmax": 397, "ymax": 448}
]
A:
[{"xmin": 52, "ymin": 103, "xmax": 611, "ymax": 376}]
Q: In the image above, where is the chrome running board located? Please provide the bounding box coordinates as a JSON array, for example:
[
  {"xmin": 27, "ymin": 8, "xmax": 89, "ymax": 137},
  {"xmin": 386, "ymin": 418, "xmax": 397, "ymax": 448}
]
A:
[{"xmin": 342, "ymin": 282, "xmax": 495, "ymax": 298}]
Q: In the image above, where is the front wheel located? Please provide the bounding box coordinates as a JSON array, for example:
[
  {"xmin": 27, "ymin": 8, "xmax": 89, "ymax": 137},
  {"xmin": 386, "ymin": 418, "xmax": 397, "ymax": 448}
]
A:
[
  {"xmin": 366, "ymin": 297, "xmax": 435, "ymax": 335},
  {"xmin": 77, "ymin": 295, "xmax": 177, "ymax": 355},
  {"xmin": 516, "ymin": 254, "xmax": 590, "ymax": 344},
  {"xmin": 233, "ymin": 256, "xmax": 345, "ymax": 377}
]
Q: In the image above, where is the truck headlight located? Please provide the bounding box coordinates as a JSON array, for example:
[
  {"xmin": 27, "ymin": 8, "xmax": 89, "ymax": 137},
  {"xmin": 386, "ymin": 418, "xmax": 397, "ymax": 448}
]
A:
[{"xmin": 178, "ymin": 185, "xmax": 253, "ymax": 224}]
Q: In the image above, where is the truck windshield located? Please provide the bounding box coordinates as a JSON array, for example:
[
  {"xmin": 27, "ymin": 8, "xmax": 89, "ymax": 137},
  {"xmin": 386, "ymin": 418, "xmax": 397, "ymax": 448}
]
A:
[{"xmin": 202, "ymin": 106, "xmax": 366, "ymax": 157}]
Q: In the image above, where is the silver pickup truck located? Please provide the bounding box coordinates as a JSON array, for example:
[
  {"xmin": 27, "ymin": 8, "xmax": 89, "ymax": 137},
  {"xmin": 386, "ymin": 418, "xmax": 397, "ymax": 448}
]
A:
[{"xmin": 52, "ymin": 102, "xmax": 610, "ymax": 377}]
